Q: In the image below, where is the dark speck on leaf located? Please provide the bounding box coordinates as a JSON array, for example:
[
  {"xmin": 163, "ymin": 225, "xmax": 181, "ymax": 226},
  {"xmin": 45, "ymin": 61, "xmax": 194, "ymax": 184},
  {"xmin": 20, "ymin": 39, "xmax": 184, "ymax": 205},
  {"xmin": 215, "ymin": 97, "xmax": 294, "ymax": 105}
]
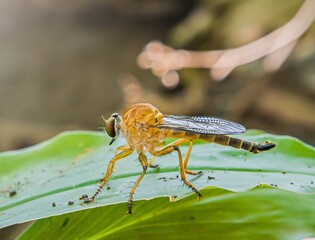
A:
[
  {"xmin": 208, "ymin": 176, "xmax": 215, "ymax": 180},
  {"xmin": 107, "ymin": 186, "xmax": 111, "ymax": 190},
  {"xmin": 9, "ymin": 190, "xmax": 17, "ymax": 197},
  {"xmin": 68, "ymin": 201, "xmax": 74, "ymax": 206},
  {"xmin": 52, "ymin": 202, "xmax": 56, "ymax": 207},
  {"xmin": 158, "ymin": 177, "xmax": 166, "ymax": 180}
]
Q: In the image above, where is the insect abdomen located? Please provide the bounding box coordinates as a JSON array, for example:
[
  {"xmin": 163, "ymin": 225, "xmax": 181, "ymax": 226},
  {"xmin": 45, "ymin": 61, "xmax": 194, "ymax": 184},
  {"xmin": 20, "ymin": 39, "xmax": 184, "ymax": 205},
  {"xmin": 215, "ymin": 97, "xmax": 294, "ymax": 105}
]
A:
[
  {"xmin": 199, "ymin": 135, "xmax": 275, "ymax": 154},
  {"xmin": 164, "ymin": 130, "xmax": 275, "ymax": 153}
]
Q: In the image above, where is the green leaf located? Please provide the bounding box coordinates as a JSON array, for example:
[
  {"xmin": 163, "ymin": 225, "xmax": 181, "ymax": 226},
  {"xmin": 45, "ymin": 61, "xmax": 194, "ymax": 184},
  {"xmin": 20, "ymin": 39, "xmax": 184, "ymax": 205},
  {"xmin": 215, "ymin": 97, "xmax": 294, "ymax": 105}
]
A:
[
  {"xmin": 18, "ymin": 186, "xmax": 315, "ymax": 240},
  {"xmin": 0, "ymin": 130, "xmax": 314, "ymax": 237}
]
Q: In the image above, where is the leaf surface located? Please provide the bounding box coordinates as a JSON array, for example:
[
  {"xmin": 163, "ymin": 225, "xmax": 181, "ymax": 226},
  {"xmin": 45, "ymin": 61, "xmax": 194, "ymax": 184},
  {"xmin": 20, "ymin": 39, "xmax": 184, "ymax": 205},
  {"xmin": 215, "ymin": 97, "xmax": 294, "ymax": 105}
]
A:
[{"xmin": 0, "ymin": 130, "xmax": 314, "ymax": 236}]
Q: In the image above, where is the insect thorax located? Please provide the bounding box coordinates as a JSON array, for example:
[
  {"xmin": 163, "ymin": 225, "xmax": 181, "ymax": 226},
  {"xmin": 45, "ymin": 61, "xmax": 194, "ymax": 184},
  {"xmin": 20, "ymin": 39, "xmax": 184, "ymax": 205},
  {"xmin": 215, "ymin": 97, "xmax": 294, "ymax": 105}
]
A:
[{"xmin": 120, "ymin": 103, "xmax": 164, "ymax": 153}]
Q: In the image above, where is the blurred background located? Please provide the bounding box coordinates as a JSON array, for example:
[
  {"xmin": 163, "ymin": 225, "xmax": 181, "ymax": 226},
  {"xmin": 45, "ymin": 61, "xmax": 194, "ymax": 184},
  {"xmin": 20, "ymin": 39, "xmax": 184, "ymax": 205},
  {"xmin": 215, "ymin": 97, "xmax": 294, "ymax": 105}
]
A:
[
  {"xmin": 0, "ymin": 0, "xmax": 314, "ymax": 152},
  {"xmin": 0, "ymin": 0, "xmax": 314, "ymax": 238}
]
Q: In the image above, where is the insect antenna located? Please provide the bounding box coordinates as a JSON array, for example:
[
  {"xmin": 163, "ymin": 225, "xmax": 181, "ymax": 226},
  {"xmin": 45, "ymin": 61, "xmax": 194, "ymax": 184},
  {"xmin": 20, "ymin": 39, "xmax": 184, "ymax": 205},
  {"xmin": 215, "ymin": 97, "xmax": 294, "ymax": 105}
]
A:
[{"xmin": 99, "ymin": 115, "xmax": 106, "ymax": 121}]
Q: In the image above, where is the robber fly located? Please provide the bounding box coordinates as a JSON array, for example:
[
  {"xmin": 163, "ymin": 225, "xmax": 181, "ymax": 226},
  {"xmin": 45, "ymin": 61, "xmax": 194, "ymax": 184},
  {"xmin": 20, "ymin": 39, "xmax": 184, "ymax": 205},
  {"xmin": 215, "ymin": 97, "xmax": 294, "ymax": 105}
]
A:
[{"xmin": 83, "ymin": 103, "xmax": 275, "ymax": 214}]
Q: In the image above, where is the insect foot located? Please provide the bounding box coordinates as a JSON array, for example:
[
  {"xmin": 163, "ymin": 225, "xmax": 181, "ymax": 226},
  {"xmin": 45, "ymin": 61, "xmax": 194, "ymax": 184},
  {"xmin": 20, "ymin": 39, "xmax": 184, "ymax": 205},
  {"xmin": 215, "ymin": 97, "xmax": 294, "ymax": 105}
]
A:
[
  {"xmin": 149, "ymin": 164, "xmax": 159, "ymax": 168},
  {"xmin": 127, "ymin": 201, "xmax": 133, "ymax": 215},
  {"xmin": 79, "ymin": 194, "xmax": 94, "ymax": 204}
]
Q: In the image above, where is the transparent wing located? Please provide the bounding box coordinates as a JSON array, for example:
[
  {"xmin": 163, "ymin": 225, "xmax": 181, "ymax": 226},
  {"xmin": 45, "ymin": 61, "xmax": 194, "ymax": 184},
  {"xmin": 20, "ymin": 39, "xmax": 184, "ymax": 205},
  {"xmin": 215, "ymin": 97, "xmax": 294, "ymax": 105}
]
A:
[{"xmin": 156, "ymin": 115, "xmax": 246, "ymax": 135}]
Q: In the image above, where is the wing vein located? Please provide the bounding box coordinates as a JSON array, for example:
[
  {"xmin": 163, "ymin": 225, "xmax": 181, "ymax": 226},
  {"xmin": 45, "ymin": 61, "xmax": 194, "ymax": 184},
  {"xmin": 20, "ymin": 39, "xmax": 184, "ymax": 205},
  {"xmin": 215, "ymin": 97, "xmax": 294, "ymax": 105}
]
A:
[{"xmin": 156, "ymin": 115, "xmax": 246, "ymax": 135}]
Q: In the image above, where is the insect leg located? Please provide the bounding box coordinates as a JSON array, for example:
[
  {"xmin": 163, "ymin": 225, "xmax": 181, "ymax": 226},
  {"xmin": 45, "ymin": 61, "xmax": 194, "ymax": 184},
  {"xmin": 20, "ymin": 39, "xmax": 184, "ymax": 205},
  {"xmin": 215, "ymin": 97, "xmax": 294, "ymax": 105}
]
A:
[
  {"xmin": 148, "ymin": 142, "xmax": 164, "ymax": 168},
  {"xmin": 152, "ymin": 139, "xmax": 201, "ymax": 175},
  {"xmin": 151, "ymin": 138, "xmax": 189, "ymax": 157},
  {"xmin": 183, "ymin": 140, "xmax": 202, "ymax": 176},
  {"xmin": 115, "ymin": 145, "xmax": 130, "ymax": 156},
  {"xmin": 127, "ymin": 152, "xmax": 148, "ymax": 214},
  {"xmin": 89, "ymin": 147, "xmax": 134, "ymax": 201},
  {"xmin": 151, "ymin": 139, "xmax": 202, "ymax": 199},
  {"xmin": 148, "ymin": 156, "xmax": 158, "ymax": 168},
  {"xmin": 174, "ymin": 146, "xmax": 202, "ymax": 199},
  {"xmin": 149, "ymin": 138, "xmax": 190, "ymax": 169}
]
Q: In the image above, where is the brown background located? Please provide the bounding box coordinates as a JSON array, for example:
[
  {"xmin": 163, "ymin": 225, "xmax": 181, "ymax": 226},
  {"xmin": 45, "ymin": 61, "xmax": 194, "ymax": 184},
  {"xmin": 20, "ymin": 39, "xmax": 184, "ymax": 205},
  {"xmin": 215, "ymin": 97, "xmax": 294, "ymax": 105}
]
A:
[{"xmin": 0, "ymin": 0, "xmax": 314, "ymax": 152}]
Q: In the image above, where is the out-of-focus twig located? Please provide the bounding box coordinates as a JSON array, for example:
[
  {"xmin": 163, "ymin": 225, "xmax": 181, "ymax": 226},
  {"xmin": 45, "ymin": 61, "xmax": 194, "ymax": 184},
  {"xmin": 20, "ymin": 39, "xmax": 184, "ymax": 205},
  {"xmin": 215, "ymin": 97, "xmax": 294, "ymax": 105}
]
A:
[
  {"xmin": 137, "ymin": 0, "xmax": 315, "ymax": 82},
  {"xmin": 118, "ymin": 73, "xmax": 207, "ymax": 114}
]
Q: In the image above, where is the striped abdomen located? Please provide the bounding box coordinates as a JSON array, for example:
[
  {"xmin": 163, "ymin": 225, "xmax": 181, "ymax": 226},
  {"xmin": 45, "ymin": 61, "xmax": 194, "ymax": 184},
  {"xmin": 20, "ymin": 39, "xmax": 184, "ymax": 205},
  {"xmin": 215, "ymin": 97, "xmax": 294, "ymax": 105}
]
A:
[{"xmin": 164, "ymin": 129, "xmax": 275, "ymax": 154}]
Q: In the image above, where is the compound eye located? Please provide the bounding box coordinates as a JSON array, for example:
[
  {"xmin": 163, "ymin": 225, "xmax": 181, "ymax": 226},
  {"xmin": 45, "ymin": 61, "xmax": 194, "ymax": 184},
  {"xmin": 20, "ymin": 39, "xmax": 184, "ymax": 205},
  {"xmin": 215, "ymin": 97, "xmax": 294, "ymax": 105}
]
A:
[{"xmin": 105, "ymin": 117, "xmax": 116, "ymax": 138}]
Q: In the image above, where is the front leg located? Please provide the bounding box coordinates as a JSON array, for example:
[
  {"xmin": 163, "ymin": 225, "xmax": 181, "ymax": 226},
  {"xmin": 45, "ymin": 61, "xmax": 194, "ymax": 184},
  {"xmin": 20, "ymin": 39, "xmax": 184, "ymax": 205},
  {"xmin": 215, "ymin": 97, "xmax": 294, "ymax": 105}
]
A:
[
  {"xmin": 127, "ymin": 152, "xmax": 148, "ymax": 214},
  {"xmin": 115, "ymin": 145, "xmax": 131, "ymax": 156},
  {"xmin": 85, "ymin": 147, "xmax": 134, "ymax": 202}
]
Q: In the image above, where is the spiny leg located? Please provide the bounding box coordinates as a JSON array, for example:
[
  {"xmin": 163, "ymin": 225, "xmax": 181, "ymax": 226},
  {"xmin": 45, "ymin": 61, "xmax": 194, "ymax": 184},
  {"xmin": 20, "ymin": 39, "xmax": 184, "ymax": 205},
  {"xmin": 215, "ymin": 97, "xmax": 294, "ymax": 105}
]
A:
[
  {"xmin": 150, "ymin": 139, "xmax": 202, "ymax": 199},
  {"xmin": 174, "ymin": 146, "xmax": 202, "ymax": 199},
  {"xmin": 127, "ymin": 152, "xmax": 148, "ymax": 214},
  {"xmin": 183, "ymin": 140, "xmax": 202, "ymax": 176},
  {"xmin": 89, "ymin": 147, "xmax": 133, "ymax": 201},
  {"xmin": 148, "ymin": 139, "xmax": 189, "ymax": 169},
  {"xmin": 151, "ymin": 138, "xmax": 190, "ymax": 157},
  {"xmin": 151, "ymin": 139, "xmax": 201, "ymax": 175}
]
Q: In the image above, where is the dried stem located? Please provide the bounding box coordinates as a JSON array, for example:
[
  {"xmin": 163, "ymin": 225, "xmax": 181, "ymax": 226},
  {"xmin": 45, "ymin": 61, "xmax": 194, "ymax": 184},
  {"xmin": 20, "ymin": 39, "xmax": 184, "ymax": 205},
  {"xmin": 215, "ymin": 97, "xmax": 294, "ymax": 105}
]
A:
[{"xmin": 137, "ymin": 0, "xmax": 315, "ymax": 81}]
